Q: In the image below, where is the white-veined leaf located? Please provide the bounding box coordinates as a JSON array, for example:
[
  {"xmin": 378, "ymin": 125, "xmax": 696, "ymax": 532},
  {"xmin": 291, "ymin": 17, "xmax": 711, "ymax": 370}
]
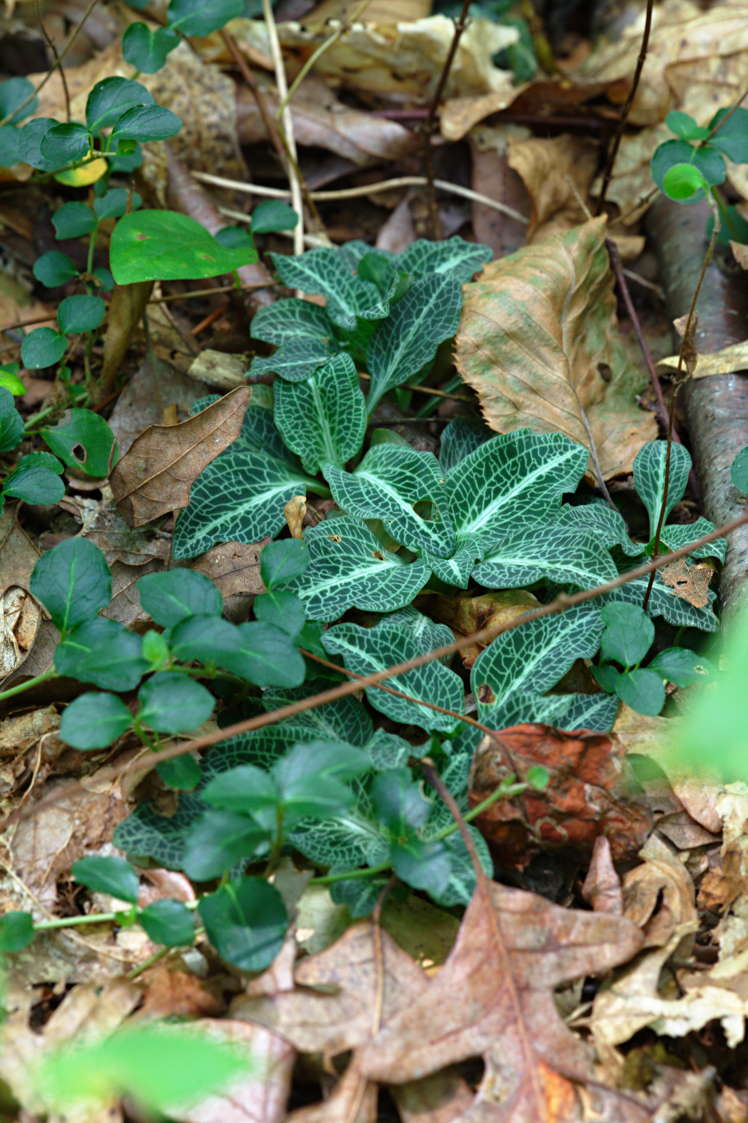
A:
[
  {"xmin": 270, "ymin": 248, "xmax": 387, "ymax": 330},
  {"xmin": 439, "ymin": 417, "xmax": 491, "ymax": 472},
  {"xmin": 482, "ymin": 689, "xmax": 618, "ymax": 732},
  {"xmin": 660, "ymin": 517, "xmax": 727, "ymax": 562},
  {"xmin": 557, "ymin": 501, "xmax": 643, "ymax": 556},
  {"xmin": 287, "ymin": 516, "xmax": 430, "ymax": 621},
  {"xmin": 474, "ymin": 526, "xmax": 617, "ymax": 589},
  {"xmin": 447, "ymin": 430, "xmax": 588, "ymax": 553},
  {"xmin": 324, "ymin": 444, "xmax": 454, "ymax": 557},
  {"xmin": 472, "ymin": 605, "xmax": 603, "ymax": 713},
  {"xmin": 172, "ymin": 446, "xmax": 312, "ymax": 559},
  {"xmin": 274, "ymin": 353, "xmax": 366, "ymax": 474},
  {"xmin": 425, "ymin": 538, "xmax": 482, "ymax": 588},
  {"xmin": 600, "ymin": 576, "xmax": 719, "ymax": 631},
  {"xmin": 633, "ymin": 441, "xmax": 692, "ymax": 539},
  {"xmin": 323, "ymin": 614, "xmax": 463, "ymax": 732},
  {"xmin": 248, "ymin": 299, "xmax": 338, "ymax": 382},
  {"xmin": 366, "ymin": 276, "xmax": 462, "ymax": 411},
  {"xmin": 399, "ymin": 237, "xmax": 492, "ymax": 282}
]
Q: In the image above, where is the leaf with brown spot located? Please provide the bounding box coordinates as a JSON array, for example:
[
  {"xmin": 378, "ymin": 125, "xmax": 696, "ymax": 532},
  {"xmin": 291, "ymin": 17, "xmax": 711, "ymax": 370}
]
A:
[
  {"xmin": 455, "ymin": 217, "xmax": 656, "ymax": 479},
  {"xmin": 111, "ymin": 386, "xmax": 252, "ymax": 527},
  {"xmin": 659, "ymin": 558, "xmax": 713, "ymax": 607},
  {"xmin": 359, "ymin": 879, "xmax": 648, "ymax": 1121}
]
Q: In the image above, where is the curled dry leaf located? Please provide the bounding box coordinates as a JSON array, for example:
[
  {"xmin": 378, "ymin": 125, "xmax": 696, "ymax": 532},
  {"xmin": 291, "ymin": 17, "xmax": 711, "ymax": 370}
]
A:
[
  {"xmin": 0, "ymin": 511, "xmax": 40, "ymax": 684},
  {"xmin": 111, "ymin": 386, "xmax": 252, "ymax": 527},
  {"xmin": 507, "ymin": 134, "xmax": 598, "ymax": 242},
  {"xmin": 581, "ymin": 836, "xmax": 624, "ymax": 916},
  {"xmin": 659, "ymin": 558, "xmax": 714, "ymax": 608},
  {"xmin": 360, "ymin": 879, "xmax": 648, "ymax": 1122},
  {"xmin": 468, "ymin": 723, "xmax": 653, "ymax": 867},
  {"xmin": 455, "ymin": 216, "xmax": 656, "ymax": 478},
  {"xmin": 419, "ymin": 589, "xmax": 541, "ymax": 669}
]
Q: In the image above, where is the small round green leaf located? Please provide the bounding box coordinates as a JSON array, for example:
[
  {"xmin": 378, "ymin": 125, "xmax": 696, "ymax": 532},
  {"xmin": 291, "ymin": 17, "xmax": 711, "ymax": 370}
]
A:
[
  {"xmin": 33, "ymin": 250, "xmax": 78, "ymax": 287},
  {"xmin": 142, "ymin": 629, "xmax": 169, "ymax": 666},
  {"xmin": 57, "ymin": 294, "xmax": 106, "ymax": 335},
  {"xmin": 166, "ymin": 0, "xmax": 245, "ymax": 37},
  {"xmin": 93, "ymin": 188, "xmax": 130, "ymax": 220},
  {"xmin": 3, "ymin": 453, "xmax": 65, "ymax": 505},
  {"xmin": 731, "ymin": 446, "xmax": 748, "ymax": 494},
  {"xmin": 21, "ymin": 327, "xmax": 67, "ymax": 370},
  {"xmin": 60, "ymin": 692, "xmax": 133, "ymax": 749},
  {"xmin": 665, "ymin": 110, "xmax": 709, "ymax": 142},
  {"xmin": 138, "ymin": 899, "xmax": 195, "ymax": 946},
  {"xmin": 0, "ymin": 910, "xmax": 35, "ymax": 952},
  {"xmin": 85, "ymin": 76, "xmax": 153, "ymax": 134},
  {"xmin": 55, "ymin": 619, "xmax": 147, "ymax": 689},
  {"xmin": 600, "ymin": 602, "xmax": 654, "ymax": 668},
  {"xmin": 183, "ymin": 811, "xmax": 270, "ymax": 881},
  {"xmin": 30, "ymin": 537, "xmax": 111, "ymax": 633},
  {"xmin": 40, "ymin": 122, "xmax": 91, "ymax": 166},
  {"xmin": 253, "ymin": 590, "xmax": 305, "ymax": 637},
  {"xmin": 137, "ymin": 567, "xmax": 223, "ymax": 626},
  {"xmin": 0, "ymin": 386, "xmax": 24, "ymax": 453},
  {"xmin": 122, "ymin": 23, "xmax": 180, "ymax": 74},
  {"xmin": 72, "ymin": 855, "xmax": 139, "ymax": 903},
  {"xmin": 198, "ymin": 876, "xmax": 287, "ymax": 971},
  {"xmin": 250, "ymin": 200, "xmax": 299, "ymax": 234},
  {"xmin": 41, "ymin": 408, "xmax": 118, "ymax": 477},
  {"xmin": 0, "ymin": 123, "xmax": 21, "ymax": 167},
  {"xmin": 157, "ymin": 754, "xmax": 202, "ymax": 790},
  {"xmin": 111, "ymin": 104, "xmax": 182, "ymax": 144},
  {"xmin": 662, "ymin": 162, "xmax": 709, "ymax": 202},
  {"xmin": 137, "ymin": 672, "xmax": 215, "ymax": 733},
  {"xmin": 260, "ymin": 538, "xmax": 310, "ymax": 589},
  {"xmin": 0, "ymin": 361, "xmax": 25, "ymax": 395},
  {"xmin": 52, "ymin": 201, "xmax": 96, "ymax": 239},
  {"xmin": 214, "ymin": 225, "xmax": 254, "ymax": 250},
  {"xmin": 707, "ymin": 107, "xmax": 748, "ymax": 163},
  {"xmin": 0, "ymin": 76, "xmax": 37, "ymax": 124},
  {"xmin": 615, "ymin": 668, "xmax": 665, "ymax": 716},
  {"xmin": 110, "ymin": 210, "xmax": 258, "ymax": 284},
  {"xmin": 648, "ymin": 647, "xmax": 713, "ymax": 688}
]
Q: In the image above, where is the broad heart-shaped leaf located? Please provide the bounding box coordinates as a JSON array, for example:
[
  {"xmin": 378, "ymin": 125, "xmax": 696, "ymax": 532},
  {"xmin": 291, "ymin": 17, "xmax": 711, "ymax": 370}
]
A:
[
  {"xmin": 633, "ymin": 440, "xmax": 692, "ymax": 539},
  {"xmin": 366, "ymin": 275, "xmax": 462, "ymax": 412},
  {"xmin": 249, "ymin": 298, "xmax": 338, "ymax": 382},
  {"xmin": 323, "ymin": 613, "xmax": 463, "ymax": 732},
  {"xmin": 286, "ymin": 516, "xmax": 431, "ymax": 622},
  {"xmin": 359, "ymin": 879, "xmax": 646, "ymax": 1121},
  {"xmin": 110, "ymin": 210, "xmax": 257, "ymax": 284},
  {"xmin": 269, "ymin": 248, "xmax": 387, "ymax": 330},
  {"xmin": 455, "ymin": 216, "xmax": 657, "ymax": 479},
  {"xmin": 474, "ymin": 525, "xmax": 617, "ymax": 590},
  {"xmin": 30, "ymin": 537, "xmax": 111, "ymax": 634},
  {"xmin": 446, "ymin": 431, "xmax": 588, "ymax": 555},
  {"xmin": 324, "ymin": 444, "xmax": 454, "ymax": 557},
  {"xmin": 274, "ymin": 353, "xmax": 366, "ymax": 474},
  {"xmin": 399, "ymin": 237, "xmax": 493, "ymax": 282},
  {"xmin": 171, "ymin": 445, "xmax": 313, "ymax": 560},
  {"xmin": 472, "ymin": 605, "xmax": 604, "ymax": 714}
]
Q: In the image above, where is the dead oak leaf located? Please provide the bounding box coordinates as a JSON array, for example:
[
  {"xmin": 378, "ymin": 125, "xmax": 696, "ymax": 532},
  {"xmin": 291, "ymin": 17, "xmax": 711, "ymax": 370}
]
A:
[
  {"xmin": 659, "ymin": 558, "xmax": 713, "ymax": 608},
  {"xmin": 360, "ymin": 880, "xmax": 648, "ymax": 1122},
  {"xmin": 455, "ymin": 216, "xmax": 656, "ymax": 479},
  {"xmin": 111, "ymin": 386, "xmax": 251, "ymax": 527}
]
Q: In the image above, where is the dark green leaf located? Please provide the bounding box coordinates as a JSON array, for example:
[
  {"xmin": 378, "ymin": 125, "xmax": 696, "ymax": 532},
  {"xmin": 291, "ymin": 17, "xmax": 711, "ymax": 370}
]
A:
[
  {"xmin": 57, "ymin": 294, "xmax": 106, "ymax": 335},
  {"xmin": 0, "ymin": 386, "xmax": 24, "ymax": 453},
  {"xmin": 198, "ymin": 877, "xmax": 287, "ymax": 971},
  {"xmin": 170, "ymin": 614, "xmax": 243, "ymax": 665},
  {"xmin": 665, "ymin": 110, "xmax": 709, "ymax": 141},
  {"xmin": 41, "ymin": 408, "xmax": 117, "ymax": 477},
  {"xmin": 391, "ymin": 838, "xmax": 452, "ymax": 896},
  {"xmin": 93, "ymin": 188, "xmax": 130, "ymax": 220},
  {"xmin": 0, "ymin": 910, "xmax": 35, "ymax": 952},
  {"xmin": 707, "ymin": 107, "xmax": 748, "ymax": 163},
  {"xmin": 21, "ymin": 327, "xmax": 67, "ymax": 370},
  {"xmin": 0, "ymin": 124, "xmax": 20, "ymax": 166},
  {"xmin": 228, "ymin": 621, "xmax": 306, "ymax": 687},
  {"xmin": 250, "ymin": 200, "xmax": 298, "ymax": 233},
  {"xmin": 86, "ymin": 77, "xmax": 153, "ymax": 133},
  {"xmin": 183, "ymin": 811, "xmax": 269, "ymax": 880},
  {"xmin": 167, "ymin": 0, "xmax": 245, "ymax": 35},
  {"xmin": 60, "ymin": 691, "xmax": 133, "ymax": 749},
  {"xmin": 651, "ymin": 139, "xmax": 724, "ymax": 202},
  {"xmin": 52, "ymin": 201, "xmax": 96, "ymax": 239},
  {"xmin": 122, "ymin": 23, "xmax": 180, "ymax": 73},
  {"xmin": 55, "ymin": 618, "xmax": 148, "ymax": 689},
  {"xmin": 260, "ymin": 538, "xmax": 310, "ymax": 590},
  {"xmin": 17, "ymin": 117, "xmax": 60, "ymax": 171},
  {"xmin": 202, "ymin": 764, "xmax": 278, "ymax": 816},
  {"xmin": 72, "ymin": 855, "xmax": 139, "ymax": 903},
  {"xmin": 137, "ymin": 672, "xmax": 215, "ymax": 733},
  {"xmin": 273, "ymin": 740, "xmax": 369, "ymax": 823},
  {"xmin": 253, "ymin": 590, "xmax": 305, "ymax": 637},
  {"xmin": 110, "ymin": 210, "xmax": 258, "ymax": 284},
  {"xmin": 30, "ymin": 537, "xmax": 111, "ymax": 633},
  {"xmin": 3, "ymin": 452, "xmax": 65, "ymax": 505},
  {"xmin": 137, "ymin": 567, "xmax": 223, "ymax": 626},
  {"xmin": 157, "ymin": 755, "xmax": 202, "ymax": 790},
  {"xmin": 731, "ymin": 446, "xmax": 748, "ymax": 494},
  {"xmin": 371, "ymin": 767, "xmax": 432, "ymax": 832},
  {"xmin": 599, "ymin": 602, "xmax": 654, "ymax": 667},
  {"xmin": 40, "ymin": 122, "xmax": 91, "ymax": 166},
  {"xmin": 33, "ymin": 250, "xmax": 78, "ymax": 287},
  {"xmin": 592, "ymin": 663, "xmax": 622, "ymax": 694},
  {"xmin": 111, "ymin": 104, "xmax": 182, "ymax": 143},
  {"xmin": 0, "ymin": 77, "xmax": 37, "ymax": 124},
  {"xmin": 615, "ymin": 668, "xmax": 665, "ymax": 716},
  {"xmin": 138, "ymin": 899, "xmax": 195, "ymax": 946},
  {"xmin": 648, "ymin": 647, "xmax": 713, "ymax": 687},
  {"xmin": 214, "ymin": 225, "xmax": 253, "ymax": 250}
]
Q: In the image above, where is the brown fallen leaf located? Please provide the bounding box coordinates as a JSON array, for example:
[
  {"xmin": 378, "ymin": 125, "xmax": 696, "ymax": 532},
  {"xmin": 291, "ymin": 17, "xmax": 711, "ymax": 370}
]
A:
[
  {"xmin": 111, "ymin": 385, "xmax": 252, "ymax": 527},
  {"xmin": 581, "ymin": 836, "xmax": 624, "ymax": 916},
  {"xmin": 507, "ymin": 133, "xmax": 598, "ymax": 242},
  {"xmin": 468, "ymin": 724, "xmax": 652, "ymax": 868},
  {"xmin": 188, "ymin": 539, "xmax": 267, "ymax": 600},
  {"xmin": 455, "ymin": 216, "xmax": 656, "ymax": 479},
  {"xmin": 359, "ymin": 879, "xmax": 648, "ymax": 1121},
  {"xmin": 658, "ymin": 337, "xmax": 748, "ymax": 380},
  {"xmin": 468, "ymin": 124, "xmax": 529, "ymax": 259},
  {"xmin": 659, "ymin": 558, "xmax": 714, "ymax": 608},
  {"xmin": 419, "ymin": 589, "xmax": 541, "ymax": 668},
  {"xmin": 0, "ymin": 510, "xmax": 40, "ymax": 684}
]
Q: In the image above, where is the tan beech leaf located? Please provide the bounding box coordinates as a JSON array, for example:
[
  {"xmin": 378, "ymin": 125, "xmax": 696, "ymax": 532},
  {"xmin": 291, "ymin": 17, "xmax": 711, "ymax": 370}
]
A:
[
  {"xmin": 659, "ymin": 337, "xmax": 748, "ymax": 380},
  {"xmin": 455, "ymin": 216, "xmax": 656, "ymax": 479},
  {"xmin": 111, "ymin": 386, "xmax": 252, "ymax": 527},
  {"xmin": 360, "ymin": 880, "xmax": 648, "ymax": 1121},
  {"xmin": 507, "ymin": 134, "xmax": 598, "ymax": 242},
  {"xmin": 659, "ymin": 558, "xmax": 713, "ymax": 608}
]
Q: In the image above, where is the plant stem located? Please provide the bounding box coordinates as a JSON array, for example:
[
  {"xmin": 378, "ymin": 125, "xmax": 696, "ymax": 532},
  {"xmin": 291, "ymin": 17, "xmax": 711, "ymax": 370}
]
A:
[{"xmin": 0, "ymin": 669, "xmax": 59, "ymax": 702}]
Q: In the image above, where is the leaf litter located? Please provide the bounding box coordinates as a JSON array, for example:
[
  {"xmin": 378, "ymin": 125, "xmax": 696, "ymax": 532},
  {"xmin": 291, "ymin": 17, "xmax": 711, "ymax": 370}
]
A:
[{"xmin": 3, "ymin": 0, "xmax": 748, "ymax": 1119}]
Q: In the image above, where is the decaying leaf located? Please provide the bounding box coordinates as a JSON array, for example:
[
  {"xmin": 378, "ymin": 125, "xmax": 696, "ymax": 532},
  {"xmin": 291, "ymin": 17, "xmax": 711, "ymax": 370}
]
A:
[
  {"xmin": 659, "ymin": 558, "xmax": 714, "ymax": 608},
  {"xmin": 455, "ymin": 216, "xmax": 656, "ymax": 479},
  {"xmin": 360, "ymin": 879, "xmax": 648, "ymax": 1121},
  {"xmin": 507, "ymin": 134, "xmax": 598, "ymax": 242},
  {"xmin": 659, "ymin": 338, "xmax": 748, "ymax": 380},
  {"xmin": 419, "ymin": 589, "xmax": 541, "ymax": 668},
  {"xmin": 111, "ymin": 386, "xmax": 252, "ymax": 527},
  {"xmin": 0, "ymin": 511, "xmax": 40, "ymax": 684},
  {"xmin": 468, "ymin": 723, "xmax": 653, "ymax": 867},
  {"xmin": 188, "ymin": 539, "xmax": 267, "ymax": 600}
]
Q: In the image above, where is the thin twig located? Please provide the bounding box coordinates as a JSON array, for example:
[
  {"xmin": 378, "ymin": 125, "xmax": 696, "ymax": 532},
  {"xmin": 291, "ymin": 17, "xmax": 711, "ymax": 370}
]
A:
[
  {"xmin": 36, "ymin": 0, "xmax": 70, "ymax": 122},
  {"xmin": 11, "ymin": 509, "xmax": 746, "ymax": 828},
  {"xmin": 701, "ymin": 86, "xmax": 748, "ymax": 144},
  {"xmin": 193, "ymin": 169, "xmax": 528, "ymax": 224},
  {"xmin": 262, "ymin": 0, "xmax": 304, "ymax": 256},
  {"xmin": 277, "ymin": 0, "xmax": 374, "ymax": 116},
  {"xmin": 595, "ymin": 0, "xmax": 654, "ymax": 215},
  {"xmin": 420, "ymin": 758, "xmax": 486, "ymax": 883}
]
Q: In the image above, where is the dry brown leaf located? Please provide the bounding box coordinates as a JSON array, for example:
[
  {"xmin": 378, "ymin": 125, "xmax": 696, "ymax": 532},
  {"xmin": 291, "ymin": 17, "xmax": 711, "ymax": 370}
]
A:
[
  {"xmin": 659, "ymin": 558, "xmax": 713, "ymax": 608},
  {"xmin": 0, "ymin": 510, "xmax": 40, "ymax": 683},
  {"xmin": 188, "ymin": 349, "xmax": 249, "ymax": 392},
  {"xmin": 469, "ymin": 124, "xmax": 530, "ymax": 259},
  {"xmin": 111, "ymin": 386, "xmax": 251, "ymax": 527},
  {"xmin": 582, "ymin": 837, "xmax": 624, "ymax": 916},
  {"xmin": 305, "ymin": 0, "xmax": 431, "ymax": 20},
  {"xmin": 507, "ymin": 134, "xmax": 598, "ymax": 241},
  {"xmin": 188, "ymin": 539, "xmax": 267, "ymax": 599},
  {"xmin": 360, "ymin": 879, "xmax": 648, "ymax": 1121},
  {"xmin": 659, "ymin": 337, "xmax": 748, "ymax": 380},
  {"xmin": 284, "ymin": 496, "xmax": 307, "ymax": 539},
  {"xmin": 100, "ymin": 281, "xmax": 153, "ymax": 396},
  {"xmin": 419, "ymin": 589, "xmax": 541, "ymax": 668},
  {"xmin": 455, "ymin": 216, "xmax": 656, "ymax": 478}
]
